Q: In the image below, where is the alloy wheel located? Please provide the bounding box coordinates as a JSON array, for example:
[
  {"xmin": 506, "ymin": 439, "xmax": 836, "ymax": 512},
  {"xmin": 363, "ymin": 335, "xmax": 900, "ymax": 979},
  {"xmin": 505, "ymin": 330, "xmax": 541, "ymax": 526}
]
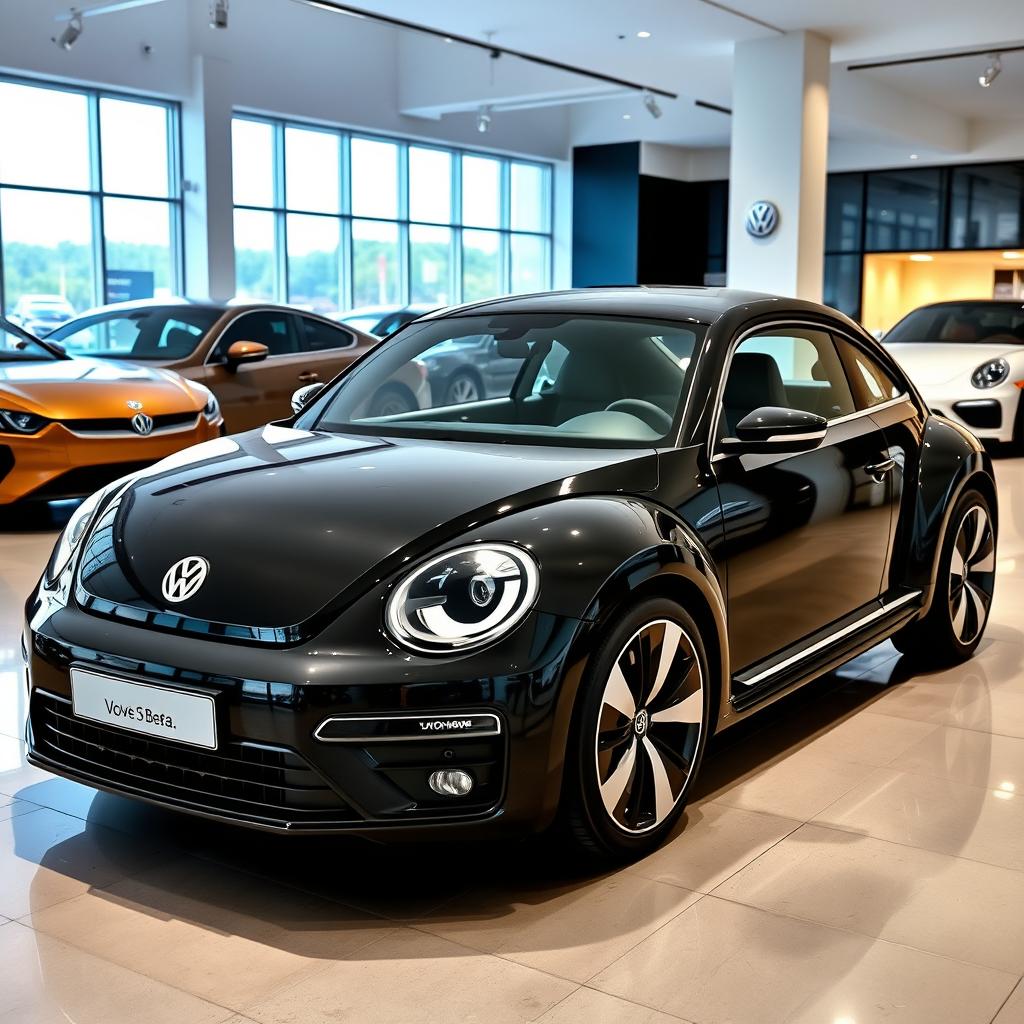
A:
[
  {"xmin": 594, "ymin": 618, "xmax": 704, "ymax": 834},
  {"xmin": 949, "ymin": 505, "xmax": 995, "ymax": 645},
  {"xmin": 448, "ymin": 375, "xmax": 480, "ymax": 404}
]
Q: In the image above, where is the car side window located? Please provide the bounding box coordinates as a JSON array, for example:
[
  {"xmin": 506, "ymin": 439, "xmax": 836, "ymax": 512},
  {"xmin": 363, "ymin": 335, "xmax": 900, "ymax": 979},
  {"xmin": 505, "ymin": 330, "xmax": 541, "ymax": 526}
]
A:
[
  {"xmin": 299, "ymin": 316, "xmax": 356, "ymax": 353},
  {"xmin": 721, "ymin": 328, "xmax": 855, "ymax": 438},
  {"xmin": 213, "ymin": 312, "xmax": 296, "ymax": 361},
  {"xmin": 834, "ymin": 336, "xmax": 903, "ymax": 410}
]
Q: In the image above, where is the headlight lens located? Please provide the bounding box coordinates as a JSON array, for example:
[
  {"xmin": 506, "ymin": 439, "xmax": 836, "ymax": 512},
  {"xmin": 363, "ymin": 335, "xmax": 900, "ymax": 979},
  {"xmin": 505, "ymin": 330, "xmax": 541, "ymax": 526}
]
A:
[
  {"xmin": 385, "ymin": 543, "xmax": 539, "ymax": 654},
  {"xmin": 0, "ymin": 408, "xmax": 48, "ymax": 433},
  {"xmin": 202, "ymin": 393, "xmax": 220, "ymax": 420},
  {"xmin": 972, "ymin": 358, "xmax": 1010, "ymax": 389},
  {"xmin": 44, "ymin": 487, "xmax": 107, "ymax": 585}
]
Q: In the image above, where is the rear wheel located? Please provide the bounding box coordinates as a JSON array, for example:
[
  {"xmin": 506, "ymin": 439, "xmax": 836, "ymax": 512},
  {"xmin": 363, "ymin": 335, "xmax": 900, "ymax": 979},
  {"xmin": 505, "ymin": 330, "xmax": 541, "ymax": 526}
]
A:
[
  {"xmin": 892, "ymin": 488, "xmax": 995, "ymax": 664},
  {"xmin": 561, "ymin": 598, "xmax": 710, "ymax": 861},
  {"xmin": 444, "ymin": 371, "xmax": 482, "ymax": 406}
]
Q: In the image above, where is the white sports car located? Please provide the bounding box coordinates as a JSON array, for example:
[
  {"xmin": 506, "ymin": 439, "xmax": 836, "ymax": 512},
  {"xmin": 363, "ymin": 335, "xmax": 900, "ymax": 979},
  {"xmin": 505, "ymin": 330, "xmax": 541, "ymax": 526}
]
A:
[{"xmin": 884, "ymin": 300, "xmax": 1024, "ymax": 447}]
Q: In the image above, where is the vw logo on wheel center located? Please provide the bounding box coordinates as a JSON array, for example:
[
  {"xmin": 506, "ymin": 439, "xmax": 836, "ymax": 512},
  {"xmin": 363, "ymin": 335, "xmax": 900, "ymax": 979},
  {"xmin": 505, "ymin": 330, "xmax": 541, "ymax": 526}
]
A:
[
  {"xmin": 745, "ymin": 199, "xmax": 779, "ymax": 238},
  {"xmin": 162, "ymin": 555, "xmax": 210, "ymax": 603}
]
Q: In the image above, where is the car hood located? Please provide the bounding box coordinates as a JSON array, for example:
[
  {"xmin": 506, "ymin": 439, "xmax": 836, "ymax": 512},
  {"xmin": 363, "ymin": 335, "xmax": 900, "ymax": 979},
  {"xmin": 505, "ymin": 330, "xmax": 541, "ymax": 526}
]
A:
[
  {"xmin": 0, "ymin": 356, "xmax": 203, "ymax": 417},
  {"xmin": 79, "ymin": 425, "xmax": 659, "ymax": 634},
  {"xmin": 884, "ymin": 342, "xmax": 1022, "ymax": 387}
]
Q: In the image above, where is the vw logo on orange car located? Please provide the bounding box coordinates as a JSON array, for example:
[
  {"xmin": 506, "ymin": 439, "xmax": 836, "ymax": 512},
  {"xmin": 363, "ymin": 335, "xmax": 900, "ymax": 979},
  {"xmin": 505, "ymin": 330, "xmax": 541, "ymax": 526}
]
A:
[
  {"xmin": 161, "ymin": 555, "xmax": 210, "ymax": 603},
  {"xmin": 131, "ymin": 413, "xmax": 154, "ymax": 435}
]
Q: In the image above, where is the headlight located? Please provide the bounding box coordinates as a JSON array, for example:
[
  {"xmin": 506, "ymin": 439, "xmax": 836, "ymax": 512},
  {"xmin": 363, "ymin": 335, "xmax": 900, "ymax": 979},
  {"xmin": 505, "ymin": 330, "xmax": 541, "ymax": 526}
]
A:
[
  {"xmin": 385, "ymin": 543, "xmax": 539, "ymax": 654},
  {"xmin": 0, "ymin": 408, "xmax": 48, "ymax": 433},
  {"xmin": 972, "ymin": 358, "xmax": 1010, "ymax": 389},
  {"xmin": 44, "ymin": 486, "xmax": 107, "ymax": 585},
  {"xmin": 202, "ymin": 393, "xmax": 220, "ymax": 420}
]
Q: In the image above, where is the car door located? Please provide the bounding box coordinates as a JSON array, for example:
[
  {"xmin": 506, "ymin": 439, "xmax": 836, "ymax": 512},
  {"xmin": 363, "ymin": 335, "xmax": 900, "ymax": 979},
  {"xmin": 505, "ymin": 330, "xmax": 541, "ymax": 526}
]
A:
[
  {"xmin": 203, "ymin": 310, "xmax": 310, "ymax": 431},
  {"xmin": 712, "ymin": 325, "xmax": 897, "ymax": 672},
  {"xmin": 295, "ymin": 315, "xmax": 370, "ymax": 386}
]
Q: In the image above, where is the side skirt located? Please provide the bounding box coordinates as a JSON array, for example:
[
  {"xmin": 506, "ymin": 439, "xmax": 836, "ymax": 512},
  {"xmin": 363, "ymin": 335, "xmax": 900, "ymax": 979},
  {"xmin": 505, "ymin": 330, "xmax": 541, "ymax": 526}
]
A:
[{"xmin": 729, "ymin": 590, "xmax": 922, "ymax": 714}]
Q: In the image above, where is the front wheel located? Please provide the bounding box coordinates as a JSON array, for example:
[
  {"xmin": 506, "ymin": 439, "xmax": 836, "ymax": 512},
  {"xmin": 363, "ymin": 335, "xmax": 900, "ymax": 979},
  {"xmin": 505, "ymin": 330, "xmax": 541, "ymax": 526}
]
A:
[
  {"xmin": 561, "ymin": 598, "xmax": 711, "ymax": 861},
  {"xmin": 892, "ymin": 487, "xmax": 996, "ymax": 665}
]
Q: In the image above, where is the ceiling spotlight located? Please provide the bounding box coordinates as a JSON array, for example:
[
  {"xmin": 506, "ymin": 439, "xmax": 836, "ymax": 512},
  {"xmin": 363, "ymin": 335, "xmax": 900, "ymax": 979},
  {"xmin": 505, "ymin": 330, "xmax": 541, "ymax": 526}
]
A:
[
  {"xmin": 642, "ymin": 90, "xmax": 662, "ymax": 119},
  {"xmin": 210, "ymin": 0, "xmax": 228, "ymax": 29},
  {"xmin": 622, "ymin": 113, "xmax": 632, "ymax": 120},
  {"xmin": 476, "ymin": 105, "xmax": 492, "ymax": 133},
  {"xmin": 637, "ymin": 30, "xmax": 651, "ymax": 38},
  {"xmin": 909, "ymin": 153, "xmax": 919, "ymax": 160},
  {"xmin": 979, "ymin": 53, "xmax": 1001, "ymax": 87},
  {"xmin": 53, "ymin": 9, "xmax": 83, "ymax": 50}
]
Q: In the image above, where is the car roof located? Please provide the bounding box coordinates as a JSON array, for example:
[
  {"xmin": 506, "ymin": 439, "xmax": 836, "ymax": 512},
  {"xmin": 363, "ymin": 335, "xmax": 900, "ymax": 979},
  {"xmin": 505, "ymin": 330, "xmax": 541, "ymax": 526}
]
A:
[
  {"xmin": 424, "ymin": 286, "xmax": 796, "ymax": 325},
  {"xmin": 903, "ymin": 299, "xmax": 1024, "ymax": 311},
  {"xmin": 62, "ymin": 298, "xmax": 332, "ymax": 320}
]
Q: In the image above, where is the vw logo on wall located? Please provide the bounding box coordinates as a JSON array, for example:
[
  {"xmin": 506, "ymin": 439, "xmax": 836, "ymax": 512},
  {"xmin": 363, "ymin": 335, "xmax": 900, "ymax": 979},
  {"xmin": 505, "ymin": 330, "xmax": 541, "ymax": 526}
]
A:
[
  {"xmin": 131, "ymin": 413, "xmax": 154, "ymax": 435},
  {"xmin": 745, "ymin": 200, "xmax": 779, "ymax": 238},
  {"xmin": 162, "ymin": 555, "xmax": 210, "ymax": 603}
]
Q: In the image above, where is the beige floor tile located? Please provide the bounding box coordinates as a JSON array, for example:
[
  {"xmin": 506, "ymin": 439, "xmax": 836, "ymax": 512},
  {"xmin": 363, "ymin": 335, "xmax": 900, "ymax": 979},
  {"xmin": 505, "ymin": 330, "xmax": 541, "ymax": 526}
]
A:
[
  {"xmin": 592, "ymin": 896, "xmax": 1016, "ymax": 1024},
  {"xmin": 0, "ymin": 733, "xmax": 55, "ymax": 798},
  {"xmin": 714, "ymin": 822, "xmax": 1024, "ymax": 973},
  {"xmin": 417, "ymin": 870, "xmax": 698, "ymax": 982},
  {"xmin": 813, "ymin": 766, "xmax": 1024, "ymax": 871},
  {"xmin": 994, "ymin": 979, "xmax": 1024, "ymax": 1024},
  {"xmin": 796, "ymin": 710, "xmax": 940, "ymax": 766},
  {"xmin": 244, "ymin": 927, "xmax": 577, "ymax": 1024},
  {"xmin": 27, "ymin": 854, "xmax": 396, "ymax": 1011},
  {"xmin": 701, "ymin": 745, "xmax": 877, "ymax": 821},
  {"xmin": 0, "ymin": 919, "xmax": 235, "ymax": 1024},
  {"xmin": 626, "ymin": 802, "xmax": 800, "ymax": 892},
  {"xmin": 892, "ymin": 723, "xmax": 1024, "ymax": 789},
  {"xmin": 0, "ymin": 804, "xmax": 172, "ymax": 919},
  {"xmin": 0, "ymin": 794, "xmax": 38, "ymax": 821},
  {"xmin": 536, "ymin": 987, "xmax": 691, "ymax": 1024}
]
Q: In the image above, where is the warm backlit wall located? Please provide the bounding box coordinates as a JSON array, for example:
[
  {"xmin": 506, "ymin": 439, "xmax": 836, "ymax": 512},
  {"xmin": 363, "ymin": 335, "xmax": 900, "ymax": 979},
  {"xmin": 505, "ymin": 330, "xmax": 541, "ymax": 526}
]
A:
[{"xmin": 862, "ymin": 255, "xmax": 999, "ymax": 336}]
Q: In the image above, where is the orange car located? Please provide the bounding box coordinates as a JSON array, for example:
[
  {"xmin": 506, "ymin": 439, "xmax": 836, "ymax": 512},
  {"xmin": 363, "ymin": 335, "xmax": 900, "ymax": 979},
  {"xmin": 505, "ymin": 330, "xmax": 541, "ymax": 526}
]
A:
[
  {"xmin": 0, "ymin": 318, "xmax": 222, "ymax": 505},
  {"xmin": 45, "ymin": 301, "xmax": 405, "ymax": 433}
]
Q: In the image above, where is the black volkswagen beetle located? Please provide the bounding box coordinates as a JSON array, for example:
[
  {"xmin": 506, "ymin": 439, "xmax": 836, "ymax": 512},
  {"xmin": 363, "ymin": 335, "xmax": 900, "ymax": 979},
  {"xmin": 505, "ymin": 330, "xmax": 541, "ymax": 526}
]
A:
[{"xmin": 24, "ymin": 287, "xmax": 997, "ymax": 859}]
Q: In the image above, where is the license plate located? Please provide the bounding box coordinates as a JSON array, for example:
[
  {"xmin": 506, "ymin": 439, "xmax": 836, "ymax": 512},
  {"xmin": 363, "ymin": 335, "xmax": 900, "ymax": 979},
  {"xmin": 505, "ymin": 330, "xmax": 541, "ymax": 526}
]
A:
[{"xmin": 70, "ymin": 668, "xmax": 217, "ymax": 750}]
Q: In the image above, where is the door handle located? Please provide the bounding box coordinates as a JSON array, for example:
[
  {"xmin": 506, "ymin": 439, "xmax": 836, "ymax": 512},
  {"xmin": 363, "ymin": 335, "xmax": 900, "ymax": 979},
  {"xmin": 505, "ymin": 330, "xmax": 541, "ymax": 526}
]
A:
[
  {"xmin": 865, "ymin": 457, "xmax": 896, "ymax": 478},
  {"xmin": 297, "ymin": 371, "xmax": 320, "ymax": 383}
]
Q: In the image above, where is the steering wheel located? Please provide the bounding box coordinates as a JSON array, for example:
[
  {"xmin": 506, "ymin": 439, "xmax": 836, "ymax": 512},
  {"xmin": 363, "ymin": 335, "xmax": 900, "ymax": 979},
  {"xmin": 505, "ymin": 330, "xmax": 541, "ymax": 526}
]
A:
[{"xmin": 605, "ymin": 399, "xmax": 673, "ymax": 434}]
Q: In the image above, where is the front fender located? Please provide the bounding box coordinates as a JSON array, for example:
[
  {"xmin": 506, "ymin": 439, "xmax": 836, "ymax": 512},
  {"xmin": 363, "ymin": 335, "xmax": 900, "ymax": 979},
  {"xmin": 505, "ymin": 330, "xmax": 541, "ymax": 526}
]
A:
[{"xmin": 904, "ymin": 416, "xmax": 998, "ymax": 614}]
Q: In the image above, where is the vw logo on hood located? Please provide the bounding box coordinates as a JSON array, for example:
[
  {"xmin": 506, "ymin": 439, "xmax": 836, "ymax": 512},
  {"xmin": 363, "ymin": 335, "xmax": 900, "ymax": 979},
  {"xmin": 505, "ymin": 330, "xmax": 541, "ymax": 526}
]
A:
[
  {"xmin": 745, "ymin": 200, "xmax": 779, "ymax": 238},
  {"xmin": 131, "ymin": 413, "xmax": 154, "ymax": 436},
  {"xmin": 161, "ymin": 555, "xmax": 209, "ymax": 604}
]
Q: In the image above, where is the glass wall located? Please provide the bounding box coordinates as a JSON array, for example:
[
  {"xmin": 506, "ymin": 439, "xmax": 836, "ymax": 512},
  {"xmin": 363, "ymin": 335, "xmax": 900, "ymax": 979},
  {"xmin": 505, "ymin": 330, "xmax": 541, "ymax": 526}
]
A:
[
  {"xmin": 232, "ymin": 115, "xmax": 553, "ymax": 315},
  {"xmin": 0, "ymin": 77, "xmax": 181, "ymax": 325}
]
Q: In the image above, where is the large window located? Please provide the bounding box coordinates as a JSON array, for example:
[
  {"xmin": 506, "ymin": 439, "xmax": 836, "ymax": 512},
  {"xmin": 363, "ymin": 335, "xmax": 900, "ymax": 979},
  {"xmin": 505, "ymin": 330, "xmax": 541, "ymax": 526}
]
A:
[
  {"xmin": 231, "ymin": 115, "xmax": 553, "ymax": 315},
  {"xmin": 0, "ymin": 78, "xmax": 181, "ymax": 325}
]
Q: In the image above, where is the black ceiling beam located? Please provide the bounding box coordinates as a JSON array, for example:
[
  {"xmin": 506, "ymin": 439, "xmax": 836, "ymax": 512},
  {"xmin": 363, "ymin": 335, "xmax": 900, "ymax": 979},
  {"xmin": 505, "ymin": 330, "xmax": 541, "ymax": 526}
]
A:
[
  {"xmin": 293, "ymin": 0, "xmax": 678, "ymax": 99},
  {"xmin": 848, "ymin": 44, "xmax": 1024, "ymax": 72}
]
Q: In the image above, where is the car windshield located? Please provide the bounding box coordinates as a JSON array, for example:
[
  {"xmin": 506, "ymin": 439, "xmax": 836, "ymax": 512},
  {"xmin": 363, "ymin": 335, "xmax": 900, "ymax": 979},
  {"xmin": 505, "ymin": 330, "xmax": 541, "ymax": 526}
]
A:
[
  {"xmin": 303, "ymin": 313, "xmax": 703, "ymax": 448},
  {"xmin": 886, "ymin": 302, "xmax": 1024, "ymax": 344},
  {"xmin": 48, "ymin": 306, "xmax": 222, "ymax": 359},
  {"xmin": 0, "ymin": 322, "xmax": 60, "ymax": 362}
]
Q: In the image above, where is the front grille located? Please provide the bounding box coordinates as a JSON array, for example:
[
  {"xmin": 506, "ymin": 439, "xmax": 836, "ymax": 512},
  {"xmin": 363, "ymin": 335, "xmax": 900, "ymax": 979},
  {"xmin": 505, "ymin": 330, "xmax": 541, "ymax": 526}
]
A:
[
  {"xmin": 64, "ymin": 411, "xmax": 200, "ymax": 433},
  {"xmin": 31, "ymin": 690, "xmax": 357, "ymax": 828}
]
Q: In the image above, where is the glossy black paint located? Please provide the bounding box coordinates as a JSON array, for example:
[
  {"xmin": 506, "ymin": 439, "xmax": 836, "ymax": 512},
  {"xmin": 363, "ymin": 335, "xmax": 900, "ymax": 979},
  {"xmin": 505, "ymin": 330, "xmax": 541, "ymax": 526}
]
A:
[{"xmin": 23, "ymin": 287, "xmax": 997, "ymax": 837}]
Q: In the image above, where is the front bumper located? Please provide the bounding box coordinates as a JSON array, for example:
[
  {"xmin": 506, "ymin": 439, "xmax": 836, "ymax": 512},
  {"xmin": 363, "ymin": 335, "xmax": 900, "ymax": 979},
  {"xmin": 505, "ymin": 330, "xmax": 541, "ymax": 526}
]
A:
[
  {"xmin": 0, "ymin": 417, "xmax": 223, "ymax": 504},
  {"xmin": 23, "ymin": 595, "xmax": 588, "ymax": 837},
  {"xmin": 922, "ymin": 381, "xmax": 1023, "ymax": 442}
]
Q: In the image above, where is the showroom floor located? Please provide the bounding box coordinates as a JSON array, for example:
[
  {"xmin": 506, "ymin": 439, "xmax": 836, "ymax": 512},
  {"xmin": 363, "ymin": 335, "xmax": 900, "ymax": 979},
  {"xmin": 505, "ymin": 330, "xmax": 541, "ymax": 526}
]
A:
[{"xmin": 2, "ymin": 463, "xmax": 1024, "ymax": 1024}]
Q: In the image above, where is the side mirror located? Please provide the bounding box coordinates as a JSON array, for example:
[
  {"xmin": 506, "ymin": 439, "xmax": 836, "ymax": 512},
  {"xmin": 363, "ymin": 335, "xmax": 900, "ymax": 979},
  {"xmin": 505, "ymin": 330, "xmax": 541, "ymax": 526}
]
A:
[
  {"xmin": 225, "ymin": 340, "xmax": 268, "ymax": 371},
  {"xmin": 291, "ymin": 382, "xmax": 324, "ymax": 415},
  {"xmin": 721, "ymin": 406, "xmax": 827, "ymax": 456}
]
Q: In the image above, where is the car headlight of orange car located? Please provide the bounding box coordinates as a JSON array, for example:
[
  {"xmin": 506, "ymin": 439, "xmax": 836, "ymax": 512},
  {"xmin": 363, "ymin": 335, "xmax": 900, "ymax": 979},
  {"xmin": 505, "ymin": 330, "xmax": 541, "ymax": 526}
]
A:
[{"xmin": 0, "ymin": 408, "xmax": 48, "ymax": 433}]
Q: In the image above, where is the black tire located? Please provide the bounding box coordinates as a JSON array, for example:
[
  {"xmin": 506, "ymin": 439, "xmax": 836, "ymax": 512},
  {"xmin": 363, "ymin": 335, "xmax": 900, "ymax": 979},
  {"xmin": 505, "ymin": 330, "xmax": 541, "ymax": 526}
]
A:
[
  {"xmin": 444, "ymin": 370, "xmax": 483, "ymax": 406},
  {"xmin": 560, "ymin": 597, "xmax": 711, "ymax": 862},
  {"xmin": 368, "ymin": 384, "xmax": 416, "ymax": 418},
  {"xmin": 891, "ymin": 487, "xmax": 996, "ymax": 665}
]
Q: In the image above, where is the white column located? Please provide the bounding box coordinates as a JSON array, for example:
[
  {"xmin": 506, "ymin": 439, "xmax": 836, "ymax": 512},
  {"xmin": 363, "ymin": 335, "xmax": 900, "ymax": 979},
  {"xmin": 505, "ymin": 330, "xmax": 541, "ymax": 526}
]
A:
[
  {"xmin": 727, "ymin": 31, "xmax": 830, "ymax": 301},
  {"xmin": 181, "ymin": 54, "xmax": 235, "ymax": 302}
]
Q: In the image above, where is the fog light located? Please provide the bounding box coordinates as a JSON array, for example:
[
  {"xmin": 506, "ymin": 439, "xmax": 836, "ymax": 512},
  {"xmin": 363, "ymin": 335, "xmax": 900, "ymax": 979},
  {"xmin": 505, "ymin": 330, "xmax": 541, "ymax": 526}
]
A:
[{"xmin": 428, "ymin": 769, "xmax": 474, "ymax": 797}]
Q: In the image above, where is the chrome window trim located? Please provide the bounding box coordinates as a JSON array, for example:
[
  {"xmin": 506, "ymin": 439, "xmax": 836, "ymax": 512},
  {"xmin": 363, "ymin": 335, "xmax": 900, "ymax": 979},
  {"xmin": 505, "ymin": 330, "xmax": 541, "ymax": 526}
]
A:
[
  {"xmin": 738, "ymin": 590, "xmax": 921, "ymax": 688},
  {"xmin": 708, "ymin": 318, "xmax": 913, "ymax": 461}
]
